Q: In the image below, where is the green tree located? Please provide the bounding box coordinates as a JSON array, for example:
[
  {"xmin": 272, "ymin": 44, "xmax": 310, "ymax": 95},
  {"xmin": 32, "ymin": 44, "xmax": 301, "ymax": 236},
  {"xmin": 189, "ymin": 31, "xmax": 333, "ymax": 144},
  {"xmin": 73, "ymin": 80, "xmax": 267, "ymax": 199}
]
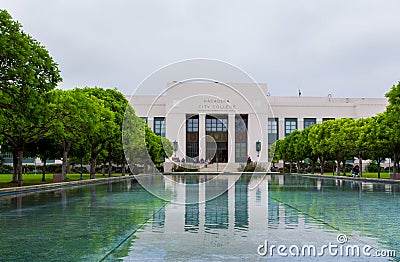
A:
[
  {"xmin": 0, "ymin": 10, "xmax": 62, "ymax": 186},
  {"xmin": 298, "ymin": 127, "xmax": 319, "ymax": 174},
  {"xmin": 122, "ymin": 104, "xmax": 147, "ymax": 174},
  {"xmin": 79, "ymin": 88, "xmax": 117, "ymax": 179},
  {"xmin": 25, "ymin": 137, "xmax": 59, "ymax": 181},
  {"xmin": 90, "ymin": 88, "xmax": 129, "ymax": 177},
  {"xmin": 360, "ymin": 114, "xmax": 391, "ymax": 178},
  {"xmin": 384, "ymin": 82, "xmax": 400, "ymax": 175},
  {"xmin": 122, "ymin": 104, "xmax": 173, "ymax": 174},
  {"xmin": 50, "ymin": 89, "xmax": 100, "ymax": 181},
  {"xmin": 273, "ymin": 136, "xmax": 296, "ymax": 173},
  {"xmin": 311, "ymin": 119, "xmax": 356, "ymax": 176},
  {"xmin": 287, "ymin": 130, "xmax": 305, "ymax": 173},
  {"xmin": 354, "ymin": 118, "xmax": 376, "ymax": 177},
  {"xmin": 308, "ymin": 121, "xmax": 334, "ymax": 174}
]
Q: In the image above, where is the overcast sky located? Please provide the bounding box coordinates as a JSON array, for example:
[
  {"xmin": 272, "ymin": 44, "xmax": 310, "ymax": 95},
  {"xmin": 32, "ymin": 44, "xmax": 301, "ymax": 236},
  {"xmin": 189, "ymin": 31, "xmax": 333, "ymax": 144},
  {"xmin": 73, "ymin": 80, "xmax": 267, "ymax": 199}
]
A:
[{"xmin": 2, "ymin": 0, "xmax": 400, "ymax": 98}]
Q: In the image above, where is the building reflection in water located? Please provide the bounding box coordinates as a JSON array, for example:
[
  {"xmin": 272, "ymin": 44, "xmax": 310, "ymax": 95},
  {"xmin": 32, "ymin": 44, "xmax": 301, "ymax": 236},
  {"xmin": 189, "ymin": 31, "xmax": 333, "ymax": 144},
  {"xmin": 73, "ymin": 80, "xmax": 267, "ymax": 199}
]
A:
[
  {"xmin": 148, "ymin": 173, "xmax": 400, "ymax": 234},
  {"xmin": 149, "ymin": 174, "xmax": 269, "ymax": 234}
]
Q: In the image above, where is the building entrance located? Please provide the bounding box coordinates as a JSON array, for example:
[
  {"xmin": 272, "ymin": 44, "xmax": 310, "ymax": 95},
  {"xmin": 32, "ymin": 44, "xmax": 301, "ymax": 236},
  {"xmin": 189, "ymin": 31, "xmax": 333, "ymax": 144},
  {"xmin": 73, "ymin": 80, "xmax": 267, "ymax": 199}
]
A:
[
  {"xmin": 205, "ymin": 115, "xmax": 228, "ymax": 163},
  {"xmin": 206, "ymin": 142, "xmax": 228, "ymax": 163}
]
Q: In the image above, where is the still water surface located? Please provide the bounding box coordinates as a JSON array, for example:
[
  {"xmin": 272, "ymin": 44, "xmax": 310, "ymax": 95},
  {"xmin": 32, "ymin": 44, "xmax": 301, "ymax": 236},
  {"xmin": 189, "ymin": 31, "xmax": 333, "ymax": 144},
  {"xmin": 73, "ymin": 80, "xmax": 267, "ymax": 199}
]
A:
[{"xmin": 0, "ymin": 174, "xmax": 399, "ymax": 261}]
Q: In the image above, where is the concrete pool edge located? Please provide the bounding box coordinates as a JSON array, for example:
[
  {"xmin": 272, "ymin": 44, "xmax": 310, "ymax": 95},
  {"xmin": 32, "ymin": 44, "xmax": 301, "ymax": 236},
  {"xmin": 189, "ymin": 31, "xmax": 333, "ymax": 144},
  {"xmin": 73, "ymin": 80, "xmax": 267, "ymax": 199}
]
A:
[
  {"xmin": 0, "ymin": 175, "xmax": 136, "ymax": 197},
  {"xmin": 297, "ymin": 173, "xmax": 400, "ymax": 184},
  {"xmin": 4, "ymin": 171, "xmax": 397, "ymax": 197},
  {"xmin": 164, "ymin": 171, "xmax": 400, "ymax": 184}
]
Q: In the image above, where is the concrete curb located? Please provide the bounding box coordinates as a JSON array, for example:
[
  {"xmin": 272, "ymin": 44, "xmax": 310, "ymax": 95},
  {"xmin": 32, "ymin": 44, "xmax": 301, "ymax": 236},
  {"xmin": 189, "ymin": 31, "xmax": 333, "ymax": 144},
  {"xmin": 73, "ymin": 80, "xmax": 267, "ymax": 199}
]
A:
[
  {"xmin": 0, "ymin": 175, "xmax": 136, "ymax": 197},
  {"xmin": 297, "ymin": 173, "xmax": 400, "ymax": 184}
]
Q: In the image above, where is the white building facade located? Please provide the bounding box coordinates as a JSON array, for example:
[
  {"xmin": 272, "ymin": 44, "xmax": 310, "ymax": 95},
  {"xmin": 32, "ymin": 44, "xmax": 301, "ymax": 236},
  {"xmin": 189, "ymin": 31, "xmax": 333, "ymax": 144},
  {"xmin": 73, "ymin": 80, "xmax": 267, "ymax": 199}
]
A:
[{"xmin": 128, "ymin": 82, "xmax": 388, "ymax": 171}]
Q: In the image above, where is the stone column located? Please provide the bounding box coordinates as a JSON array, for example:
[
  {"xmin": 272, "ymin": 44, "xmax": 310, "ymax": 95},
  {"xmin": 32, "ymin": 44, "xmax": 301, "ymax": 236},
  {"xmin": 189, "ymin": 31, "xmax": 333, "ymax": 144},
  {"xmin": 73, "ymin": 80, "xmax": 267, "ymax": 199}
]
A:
[
  {"xmin": 279, "ymin": 118, "xmax": 285, "ymax": 139},
  {"xmin": 228, "ymin": 114, "xmax": 236, "ymax": 163},
  {"xmin": 147, "ymin": 117, "xmax": 154, "ymax": 132},
  {"xmin": 298, "ymin": 118, "xmax": 304, "ymax": 131},
  {"xmin": 199, "ymin": 113, "xmax": 206, "ymax": 161}
]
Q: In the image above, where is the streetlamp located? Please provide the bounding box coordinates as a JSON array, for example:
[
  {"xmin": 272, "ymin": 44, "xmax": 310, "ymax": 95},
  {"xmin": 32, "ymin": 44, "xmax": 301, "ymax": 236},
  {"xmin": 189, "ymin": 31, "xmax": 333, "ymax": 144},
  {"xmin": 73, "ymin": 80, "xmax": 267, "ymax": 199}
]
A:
[
  {"xmin": 256, "ymin": 140, "xmax": 261, "ymax": 157},
  {"xmin": 173, "ymin": 140, "xmax": 178, "ymax": 157}
]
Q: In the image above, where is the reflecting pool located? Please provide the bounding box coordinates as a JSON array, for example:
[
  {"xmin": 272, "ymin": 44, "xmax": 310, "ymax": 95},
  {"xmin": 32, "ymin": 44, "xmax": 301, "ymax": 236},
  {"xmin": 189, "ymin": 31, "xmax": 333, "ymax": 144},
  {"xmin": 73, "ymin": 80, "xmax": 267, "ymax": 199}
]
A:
[
  {"xmin": 0, "ymin": 174, "xmax": 399, "ymax": 261},
  {"xmin": 0, "ymin": 179, "xmax": 166, "ymax": 261}
]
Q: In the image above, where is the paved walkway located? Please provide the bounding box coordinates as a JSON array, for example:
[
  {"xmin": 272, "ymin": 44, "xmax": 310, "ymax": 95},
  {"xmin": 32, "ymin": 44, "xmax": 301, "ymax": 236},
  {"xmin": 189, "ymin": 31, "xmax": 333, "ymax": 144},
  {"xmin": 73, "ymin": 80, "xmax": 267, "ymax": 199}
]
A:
[
  {"xmin": 299, "ymin": 173, "xmax": 400, "ymax": 184},
  {"xmin": 2, "ymin": 172, "xmax": 399, "ymax": 198}
]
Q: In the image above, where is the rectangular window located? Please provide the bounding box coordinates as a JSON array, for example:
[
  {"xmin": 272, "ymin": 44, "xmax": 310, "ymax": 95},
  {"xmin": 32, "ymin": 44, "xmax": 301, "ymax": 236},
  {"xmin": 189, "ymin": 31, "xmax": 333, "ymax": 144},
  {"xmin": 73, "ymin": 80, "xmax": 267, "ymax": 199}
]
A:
[
  {"xmin": 186, "ymin": 115, "xmax": 199, "ymax": 161},
  {"xmin": 303, "ymin": 118, "xmax": 316, "ymax": 129},
  {"xmin": 186, "ymin": 142, "xmax": 199, "ymax": 160},
  {"xmin": 235, "ymin": 115, "xmax": 248, "ymax": 162},
  {"xmin": 268, "ymin": 118, "xmax": 279, "ymax": 161},
  {"xmin": 285, "ymin": 118, "xmax": 297, "ymax": 136},
  {"xmin": 268, "ymin": 117, "xmax": 279, "ymax": 143},
  {"xmin": 205, "ymin": 117, "xmax": 227, "ymax": 132},
  {"xmin": 187, "ymin": 118, "xmax": 199, "ymax": 132},
  {"xmin": 268, "ymin": 118, "xmax": 278, "ymax": 134},
  {"xmin": 235, "ymin": 117, "xmax": 247, "ymax": 133},
  {"xmin": 154, "ymin": 117, "xmax": 165, "ymax": 137},
  {"xmin": 235, "ymin": 142, "xmax": 247, "ymax": 163}
]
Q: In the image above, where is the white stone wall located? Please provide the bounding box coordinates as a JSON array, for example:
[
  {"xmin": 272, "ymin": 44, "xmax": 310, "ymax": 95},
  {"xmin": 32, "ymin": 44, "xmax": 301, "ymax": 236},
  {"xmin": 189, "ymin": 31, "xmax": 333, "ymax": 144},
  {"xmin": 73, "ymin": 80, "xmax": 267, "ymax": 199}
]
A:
[{"xmin": 129, "ymin": 83, "xmax": 388, "ymax": 168}]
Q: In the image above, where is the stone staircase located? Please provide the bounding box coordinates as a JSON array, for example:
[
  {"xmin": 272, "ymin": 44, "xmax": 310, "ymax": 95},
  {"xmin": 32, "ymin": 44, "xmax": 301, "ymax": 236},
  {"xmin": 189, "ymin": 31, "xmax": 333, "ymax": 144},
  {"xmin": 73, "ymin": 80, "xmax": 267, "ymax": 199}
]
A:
[
  {"xmin": 164, "ymin": 161, "xmax": 240, "ymax": 173},
  {"xmin": 199, "ymin": 163, "xmax": 238, "ymax": 172}
]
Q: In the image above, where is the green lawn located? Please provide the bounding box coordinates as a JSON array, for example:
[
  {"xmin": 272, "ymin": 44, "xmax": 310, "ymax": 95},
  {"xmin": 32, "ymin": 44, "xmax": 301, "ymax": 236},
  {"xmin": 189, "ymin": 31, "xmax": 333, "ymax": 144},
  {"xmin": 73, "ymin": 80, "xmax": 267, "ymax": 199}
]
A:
[
  {"xmin": 315, "ymin": 172, "xmax": 392, "ymax": 179},
  {"xmin": 358, "ymin": 172, "xmax": 391, "ymax": 179},
  {"xmin": 0, "ymin": 173, "xmax": 123, "ymax": 189}
]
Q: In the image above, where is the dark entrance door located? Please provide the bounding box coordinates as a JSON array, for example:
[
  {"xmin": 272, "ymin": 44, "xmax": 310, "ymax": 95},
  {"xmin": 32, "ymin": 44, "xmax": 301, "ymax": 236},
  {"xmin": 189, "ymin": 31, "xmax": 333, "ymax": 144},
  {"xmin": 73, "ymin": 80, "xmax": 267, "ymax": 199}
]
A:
[
  {"xmin": 206, "ymin": 142, "xmax": 228, "ymax": 163},
  {"xmin": 205, "ymin": 114, "xmax": 229, "ymax": 163}
]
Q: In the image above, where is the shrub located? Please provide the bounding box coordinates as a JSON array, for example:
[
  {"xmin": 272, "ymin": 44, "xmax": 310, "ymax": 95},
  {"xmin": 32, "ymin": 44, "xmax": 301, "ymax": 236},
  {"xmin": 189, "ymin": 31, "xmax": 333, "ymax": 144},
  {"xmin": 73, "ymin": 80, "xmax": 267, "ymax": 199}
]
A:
[
  {"xmin": 44, "ymin": 164, "xmax": 63, "ymax": 173},
  {"xmin": 366, "ymin": 162, "xmax": 384, "ymax": 172},
  {"xmin": 0, "ymin": 164, "xmax": 13, "ymax": 174},
  {"xmin": 172, "ymin": 164, "xmax": 199, "ymax": 172},
  {"xmin": 238, "ymin": 162, "xmax": 266, "ymax": 172},
  {"xmin": 72, "ymin": 166, "xmax": 89, "ymax": 174}
]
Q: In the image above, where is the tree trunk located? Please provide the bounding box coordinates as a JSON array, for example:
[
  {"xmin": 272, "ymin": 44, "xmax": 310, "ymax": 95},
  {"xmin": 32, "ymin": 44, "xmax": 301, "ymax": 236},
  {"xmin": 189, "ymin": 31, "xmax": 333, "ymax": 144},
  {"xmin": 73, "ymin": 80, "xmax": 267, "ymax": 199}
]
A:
[
  {"xmin": 359, "ymin": 155, "xmax": 363, "ymax": 177},
  {"xmin": 101, "ymin": 164, "xmax": 106, "ymax": 176},
  {"xmin": 342, "ymin": 160, "xmax": 346, "ymax": 176},
  {"xmin": 311, "ymin": 160, "xmax": 315, "ymax": 174},
  {"xmin": 289, "ymin": 162, "xmax": 292, "ymax": 173},
  {"xmin": 17, "ymin": 149, "xmax": 24, "ymax": 187},
  {"xmin": 336, "ymin": 152, "xmax": 341, "ymax": 176},
  {"xmin": 297, "ymin": 161, "xmax": 301, "ymax": 173},
  {"xmin": 377, "ymin": 157, "xmax": 381, "ymax": 179},
  {"xmin": 393, "ymin": 152, "xmax": 398, "ymax": 175},
  {"xmin": 90, "ymin": 154, "xmax": 96, "ymax": 179},
  {"xmin": 108, "ymin": 158, "xmax": 112, "ymax": 177},
  {"xmin": 61, "ymin": 140, "xmax": 72, "ymax": 181},
  {"xmin": 320, "ymin": 157, "xmax": 325, "ymax": 175},
  {"xmin": 12, "ymin": 149, "xmax": 18, "ymax": 183},
  {"xmin": 121, "ymin": 159, "xmax": 126, "ymax": 176},
  {"xmin": 42, "ymin": 158, "xmax": 47, "ymax": 182}
]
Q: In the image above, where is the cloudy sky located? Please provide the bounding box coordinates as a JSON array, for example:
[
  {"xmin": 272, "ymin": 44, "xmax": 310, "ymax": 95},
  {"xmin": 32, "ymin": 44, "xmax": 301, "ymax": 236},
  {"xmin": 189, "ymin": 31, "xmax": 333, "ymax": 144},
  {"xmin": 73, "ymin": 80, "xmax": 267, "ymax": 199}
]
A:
[{"xmin": 2, "ymin": 0, "xmax": 400, "ymax": 98}]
